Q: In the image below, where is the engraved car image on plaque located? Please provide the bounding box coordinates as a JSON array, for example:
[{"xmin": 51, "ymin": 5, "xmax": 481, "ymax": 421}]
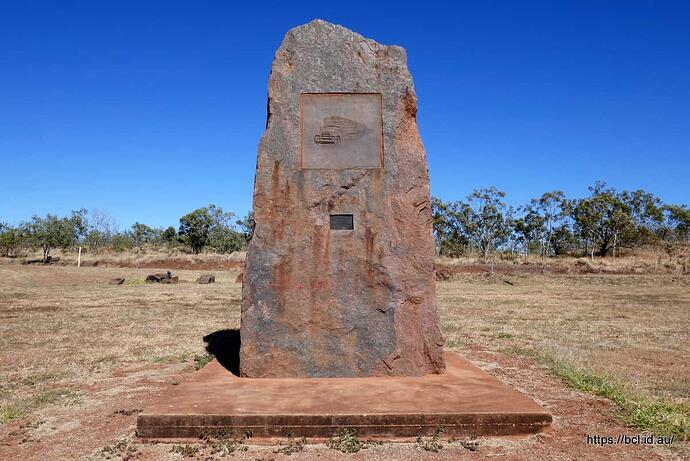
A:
[{"xmin": 301, "ymin": 93, "xmax": 383, "ymax": 169}]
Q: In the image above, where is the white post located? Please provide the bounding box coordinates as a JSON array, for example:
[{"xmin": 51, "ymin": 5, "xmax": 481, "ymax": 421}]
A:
[{"xmin": 78, "ymin": 246, "xmax": 82, "ymax": 268}]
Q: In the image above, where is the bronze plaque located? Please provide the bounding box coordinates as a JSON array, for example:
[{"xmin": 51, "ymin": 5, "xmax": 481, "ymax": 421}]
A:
[{"xmin": 301, "ymin": 93, "xmax": 383, "ymax": 169}]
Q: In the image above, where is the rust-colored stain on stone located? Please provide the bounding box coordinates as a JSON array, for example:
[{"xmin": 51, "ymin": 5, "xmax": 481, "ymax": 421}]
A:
[{"xmin": 240, "ymin": 20, "xmax": 445, "ymax": 378}]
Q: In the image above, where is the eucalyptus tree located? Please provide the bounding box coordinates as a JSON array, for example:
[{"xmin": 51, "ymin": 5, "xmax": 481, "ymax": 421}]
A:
[
  {"xmin": 25, "ymin": 213, "xmax": 80, "ymax": 262},
  {"xmin": 513, "ymin": 207, "xmax": 545, "ymax": 258},
  {"xmin": 456, "ymin": 187, "xmax": 511, "ymax": 261},
  {"xmin": 529, "ymin": 191, "xmax": 567, "ymax": 259},
  {"xmin": 663, "ymin": 205, "xmax": 690, "ymax": 242},
  {"xmin": 0, "ymin": 223, "xmax": 23, "ymax": 257},
  {"xmin": 179, "ymin": 204, "xmax": 244, "ymax": 254}
]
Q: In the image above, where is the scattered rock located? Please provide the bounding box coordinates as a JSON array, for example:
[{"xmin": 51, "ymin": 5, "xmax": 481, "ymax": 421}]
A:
[
  {"xmin": 108, "ymin": 277, "xmax": 125, "ymax": 285},
  {"xmin": 145, "ymin": 271, "xmax": 179, "ymax": 284},
  {"xmin": 197, "ymin": 274, "xmax": 215, "ymax": 284}
]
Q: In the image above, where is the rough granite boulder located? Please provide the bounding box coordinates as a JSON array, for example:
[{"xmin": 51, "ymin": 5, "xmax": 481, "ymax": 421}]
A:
[
  {"xmin": 239, "ymin": 20, "xmax": 445, "ymax": 378},
  {"xmin": 145, "ymin": 272, "xmax": 178, "ymax": 284},
  {"xmin": 197, "ymin": 274, "xmax": 216, "ymax": 284}
]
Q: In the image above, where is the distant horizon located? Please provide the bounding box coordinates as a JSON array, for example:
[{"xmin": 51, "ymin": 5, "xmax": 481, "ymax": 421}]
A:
[
  {"xmin": 0, "ymin": 179, "xmax": 686, "ymax": 232},
  {"xmin": 2, "ymin": 2, "xmax": 689, "ymax": 229}
]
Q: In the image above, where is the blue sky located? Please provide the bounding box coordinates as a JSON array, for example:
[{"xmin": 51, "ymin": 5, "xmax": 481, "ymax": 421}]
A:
[{"xmin": 1, "ymin": 1, "xmax": 688, "ymax": 229}]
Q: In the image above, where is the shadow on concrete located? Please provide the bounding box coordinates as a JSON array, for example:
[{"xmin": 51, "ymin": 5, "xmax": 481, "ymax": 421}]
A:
[{"xmin": 203, "ymin": 329, "xmax": 240, "ymax": 376}]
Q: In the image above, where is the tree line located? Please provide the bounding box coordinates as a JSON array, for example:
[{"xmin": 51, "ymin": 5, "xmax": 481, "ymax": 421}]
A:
[
  {"xmin": 0, "ymin": 205, "xmax": 255, "ymax": 262},
  {"xmin": 1, "ymin": 182, "xmax": 687, "ymax": 263},
  {"xmin": 432, "ymin": 181, "xmax": 688, "ymax": 260}
]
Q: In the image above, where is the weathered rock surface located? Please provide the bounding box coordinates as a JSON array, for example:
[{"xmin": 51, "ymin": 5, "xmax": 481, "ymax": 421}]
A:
[
  {"xmin": 197, "ymin": 274, "xmax": 216, "ymax": 284},
  {"xmin": 239, "ymin": 20, "xmax": 445, "ymax": 377},
  {"xmin": 146, "ymin": 272, "xmax": 178, "ymax": 284}
]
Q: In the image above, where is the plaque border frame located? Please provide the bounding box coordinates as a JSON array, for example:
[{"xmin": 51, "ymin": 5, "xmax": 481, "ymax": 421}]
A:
[{"xmin": 300, "ymin": 93, "xmax": 384, "ymax": 170}]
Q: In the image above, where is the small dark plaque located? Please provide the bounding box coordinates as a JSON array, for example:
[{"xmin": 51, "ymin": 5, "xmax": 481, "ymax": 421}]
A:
[{"xmin": 330, "ymin": 214, "xmax": 354, "ymax": 230}]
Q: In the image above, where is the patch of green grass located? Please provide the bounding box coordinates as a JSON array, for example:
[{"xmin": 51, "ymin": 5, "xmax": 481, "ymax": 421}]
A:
[
  {"xmin": 0, "ymin": 291, "xmax": 30, "ymax": 300},
  {"xmin": 501, "ymin": 344, "xmax": 533, "ymax": 358},
  {"xmin": 194, "ymin": 354, "xmax": 215, "ymax": 370},
  {"xmin": 538, "ymin": 351, "xmax": 689, "ymax": 440},
  {"xmin": 124, "ymin": 278, "xmax": 146, "ymax": 286},
  {"xmin": 444, "ymin": 337, "xmax": 463, "ymax": 349},
  {"xmin": 0, "ymin": 388, "xmax": 81, "ymax": 425},
  {"xmin": 150, "ymin": 350, "xmax": 194, "ymax": 364},
  {"xmin": 30, "ymin": 388, "xmax": 81, "ymax": 406},
  {"xmin": 0, "ymin": 405, "xmax": 25, "ymax": 424},
  {"xmin": 25, "ymin": 388, "xmax": 83, "ymax": 414},
  {"xmin": 496, "ymin": 332, "xmax": 513, "ymax": 339},
  {"xmin": 327, "ymin": 428, "xmax": 378, "ymax": 453},
  {"xmin": 20, "ymin": 370, "xmax": 71, "ymax": 387}
]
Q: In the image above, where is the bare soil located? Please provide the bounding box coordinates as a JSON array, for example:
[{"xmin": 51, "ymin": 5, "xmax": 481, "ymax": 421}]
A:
[{"xmin": 0, "ymin": 265, "xmax": 687, "ymax": 460}]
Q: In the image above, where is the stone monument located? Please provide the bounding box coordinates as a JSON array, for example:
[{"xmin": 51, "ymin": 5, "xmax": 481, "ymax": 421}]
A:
[
  {"xmin": 239, "ymin": 19, "xmax": 445, "ymax": 378},
  {"xmin": 137, "ymin": 21, "xmax": 552, "ymax": 439}
]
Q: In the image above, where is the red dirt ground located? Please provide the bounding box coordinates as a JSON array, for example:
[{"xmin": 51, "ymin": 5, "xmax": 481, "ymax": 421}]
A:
[
  {"xmin": 1, "ymin": 347, "xmax": 684, "ymax": 460},
  {"xmin": 0, "ymin": 264, "xmax": 686, "ymax": 460}
]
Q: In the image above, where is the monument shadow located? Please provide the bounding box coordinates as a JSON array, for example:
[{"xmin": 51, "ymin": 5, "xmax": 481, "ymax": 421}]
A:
[{"xmin": 203, "ymin": 329, "xmax": 240, "ymax": 376}]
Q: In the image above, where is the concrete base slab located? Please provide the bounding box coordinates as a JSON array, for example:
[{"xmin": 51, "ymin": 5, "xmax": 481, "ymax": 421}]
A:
[{"xmin": 137, "ymin": 352, "xmax": 551, "ymax": 439}]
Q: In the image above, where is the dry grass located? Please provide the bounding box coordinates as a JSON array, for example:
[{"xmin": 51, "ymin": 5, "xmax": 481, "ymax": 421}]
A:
[
  {"xmin": 437, "ymin": 272, "xmax": 690, "ymax": 437},
  {"xmin": 0, "ymin": 265, "xmax": 242, "ymax": 427},
  {"xmin": 2, "ymin": 248, "xmax": 246, "ymax": 270},
  {"xmin": 436, "ymin": 246, "xmax": 690, "ymax": 275},
  {"xmin": 8, "ymin": 244, "xmax": 689, "ymax": 275},
  {"xmin": 0, "ymin": 262, "xmax": 687, "ymax": 459}
]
